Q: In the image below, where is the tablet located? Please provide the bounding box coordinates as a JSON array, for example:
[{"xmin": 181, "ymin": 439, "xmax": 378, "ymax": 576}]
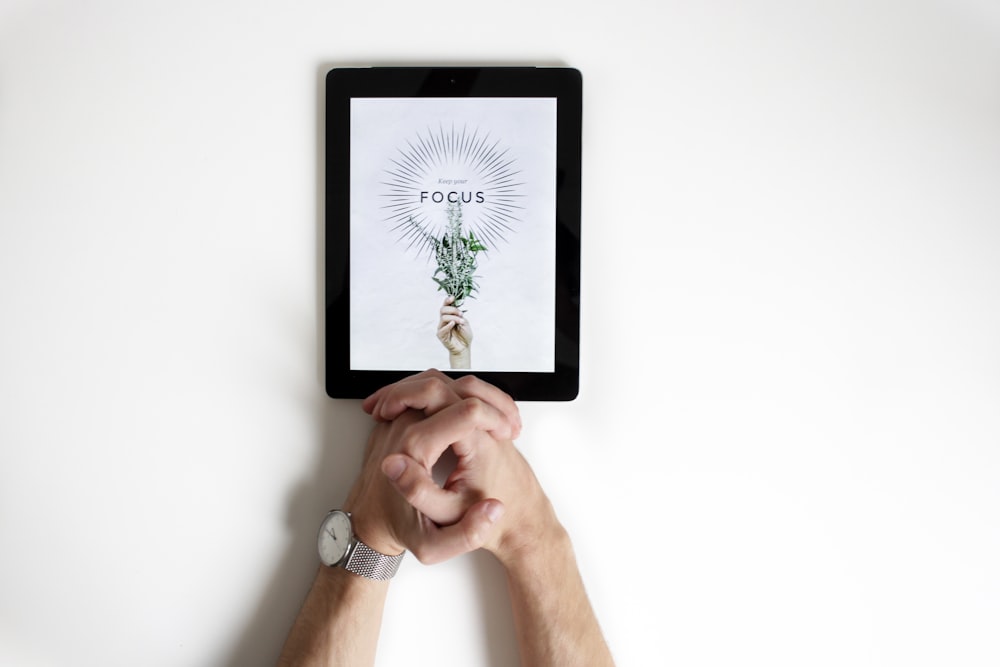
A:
[{"xmin": 325, "ymin": 67, "xmax": 581, "ymax": 401}]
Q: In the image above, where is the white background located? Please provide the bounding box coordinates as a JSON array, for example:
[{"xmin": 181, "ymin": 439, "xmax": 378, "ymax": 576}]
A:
[
  {"xmin": 1, "ymin": 2, "xmax": 999, "ymax": 666},
  {"xmin": 349, "ymin": 98, "xmax": 557, "ymax": 372}
]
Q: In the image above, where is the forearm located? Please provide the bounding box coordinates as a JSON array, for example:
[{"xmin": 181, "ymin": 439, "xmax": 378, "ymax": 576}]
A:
[
  {"xmin": 502, "ymin": 526, "xmax": 615, "ymax": 667},
  {"xmin": 278, "ymin": 566, "xmax": 389, "ymax": 667}
]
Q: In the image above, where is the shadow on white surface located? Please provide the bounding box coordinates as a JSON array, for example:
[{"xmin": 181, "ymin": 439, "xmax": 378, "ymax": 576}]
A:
[
  {"xmin": 222, "ymin": 63, "xmax": 523, "ymax": 666},
  {"xmin": 223, "ymin": 397, "xmax": 366, "ymax": 666}
]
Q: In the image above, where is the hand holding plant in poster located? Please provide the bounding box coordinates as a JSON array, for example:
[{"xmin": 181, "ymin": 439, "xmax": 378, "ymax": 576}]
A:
[
  {"xmin": 405, "ymin": 201, "xmax": 486, "ymax": 369},
  {"xmin": 437, "ymin": 295, "xmax": 472, "ymax": 368}
]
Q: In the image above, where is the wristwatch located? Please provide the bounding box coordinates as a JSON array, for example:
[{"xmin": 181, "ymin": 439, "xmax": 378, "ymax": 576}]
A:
[{"xmin": 316, "ymin": 510, "xmax": 405, "ymax": 580}]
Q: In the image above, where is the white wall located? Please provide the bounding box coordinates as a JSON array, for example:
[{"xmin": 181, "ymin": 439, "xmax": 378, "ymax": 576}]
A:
[{"xmin": 1, "ymin": 1, "xmax": 998, "ymax": 666}]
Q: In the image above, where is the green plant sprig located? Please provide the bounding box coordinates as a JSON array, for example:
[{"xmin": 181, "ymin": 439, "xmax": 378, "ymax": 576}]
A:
[{"xmin": 406, "ymin": 201, "xmax": 486, "ymax": 307}]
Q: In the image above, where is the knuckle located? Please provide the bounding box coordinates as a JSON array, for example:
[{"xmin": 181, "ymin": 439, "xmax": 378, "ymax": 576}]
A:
[
  {"xmin": 425, "ymin": 369, "xmax": 449, "ymax": 383},
  {"xmin": 430, "ymin": 377, "xmax": 452, "ymax": 399},
  {"xmin": 460, "ymin": 396, "xmax": 485, "ymax": 419},
  {"xmin": 461, "ymin": 517, "xmax": 489, "ymax": 553},
  {"xmin": 418, "ymin": 376, "xmax": 451, "ymax": 404},
  {"xmin": 453, "ymin": 375, "xmax": 478, "ymax": 393},
  {"xmin": 405, "ymin": 479, "xmax": 429, "ymax": 507},
  {"xmin": 399, "ymin": 428, "xmax": 423, "ymax": 456}
]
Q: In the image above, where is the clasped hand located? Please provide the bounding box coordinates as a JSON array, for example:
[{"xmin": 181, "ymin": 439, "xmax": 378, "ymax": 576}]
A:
[
  {"xmin": 343, "ymin": 370, "xmax": 556, "ymax": 567},
  {"xmin": 280, "ymin": 371, "xmax": 614, "ymax": 667}
]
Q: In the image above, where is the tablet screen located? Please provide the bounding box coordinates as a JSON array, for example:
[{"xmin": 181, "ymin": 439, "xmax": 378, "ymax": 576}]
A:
[
  {"xmin": 349, "ymin": 97, "xmax": 557, "ymax": 372},
  {"xmin": 325, "ymin": 67, "xmax": 581, "ymax": 400}
]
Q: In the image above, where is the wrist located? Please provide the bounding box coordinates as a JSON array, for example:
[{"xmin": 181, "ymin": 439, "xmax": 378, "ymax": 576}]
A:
[
  {"xmin": 342, "ymin": 483, "xmax": 406, "ymax": 557},
  {"xmin": 499, "ymin": 523, "xmax": 572, "ymax": 577},
  {"xmin": 316, "ymin": 560, "xmax": 391, "ymax": 593},
  {"xmin": 449, "ymin": 348, "xmax": 471, "ymax": 369},
  {"xmin": 489, "ymin": 504, "xmax": 568, "ymax": 571},
  {"xmin": 343, "ymin": 507, "xmax": 405, "ymax": 557}
]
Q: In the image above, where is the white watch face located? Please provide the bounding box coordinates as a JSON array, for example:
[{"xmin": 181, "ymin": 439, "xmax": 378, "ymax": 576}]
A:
[{"xmin": 318, "ymin": 511, "xmax": 353, "ymax": 566}]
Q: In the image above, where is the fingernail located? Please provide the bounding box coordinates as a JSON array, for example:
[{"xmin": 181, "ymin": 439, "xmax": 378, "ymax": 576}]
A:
[
  {"xmin": 382, "ymin": 456, "xmax": 406, "ymax": 482},
  {"xmin": 485, "ymin": 501, "xmax": 505, "ymax": 524}
]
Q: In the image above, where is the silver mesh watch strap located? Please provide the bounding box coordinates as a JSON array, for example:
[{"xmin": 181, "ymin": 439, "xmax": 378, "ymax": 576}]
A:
[{"xmin": 343, "ymin": 541, "xmax": 405, "ymax": 581}]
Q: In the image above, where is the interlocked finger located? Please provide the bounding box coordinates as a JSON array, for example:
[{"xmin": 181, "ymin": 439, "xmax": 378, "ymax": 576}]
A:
[
  {"xmin": 405, "ymin": 499, "xmax": 505, "ymax": 565},
  {"xmin": 382, "ymin": 453, "xmax": 466, "ymax": 526}
]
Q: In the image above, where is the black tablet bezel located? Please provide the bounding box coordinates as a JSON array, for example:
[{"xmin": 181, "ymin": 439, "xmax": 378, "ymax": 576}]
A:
[{"xmin": 325, "ymin": 66, "xmax": 581, "ymax": 401}]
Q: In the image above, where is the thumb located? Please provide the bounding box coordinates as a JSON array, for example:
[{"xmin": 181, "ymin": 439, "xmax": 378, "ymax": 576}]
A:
[
  {"xmin": 382, "ymin": 453, "xmax": 466, "ymax": 526},
  {"xmin": 411, "ymin": 499, "xmax": 506, "ymax": 565}
]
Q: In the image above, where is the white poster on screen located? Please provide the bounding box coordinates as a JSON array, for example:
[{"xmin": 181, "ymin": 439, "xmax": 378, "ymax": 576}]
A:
[{"xmin": 349, "ymin": 97, "xmax": 557, "ymax": 372}]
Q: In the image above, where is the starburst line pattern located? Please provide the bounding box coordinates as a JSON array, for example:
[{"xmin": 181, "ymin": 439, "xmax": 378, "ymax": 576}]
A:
[{"xmin": 379, "ymin": 123, "xmax": 524, "ymax": 256}]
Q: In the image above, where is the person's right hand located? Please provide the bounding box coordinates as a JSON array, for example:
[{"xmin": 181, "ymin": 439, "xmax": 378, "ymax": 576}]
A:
[{"xmin": 363, "ymin": 371, "xmax": 563, "ymax": 567}]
